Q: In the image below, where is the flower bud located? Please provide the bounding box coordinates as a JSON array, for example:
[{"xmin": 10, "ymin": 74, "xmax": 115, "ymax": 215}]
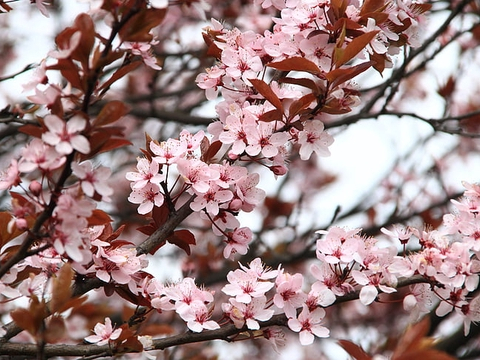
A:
[{"xmin": 29, "ymin": 180, "xmax": 42, "ymax": 196}]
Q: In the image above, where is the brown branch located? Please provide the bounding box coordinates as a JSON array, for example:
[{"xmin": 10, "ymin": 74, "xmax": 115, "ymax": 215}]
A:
[
  {"xmin": 136, "ymin": 196, "xmax": 195, "ymax": 255},
  {"xmin": 0, "ymin": 276, "xmax": 427, "ymax": 357}
]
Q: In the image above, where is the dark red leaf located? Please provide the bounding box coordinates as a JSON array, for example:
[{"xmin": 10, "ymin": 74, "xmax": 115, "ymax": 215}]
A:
[
  {"xmin": 98, "ymin": 60, "xmax": 142, "ymax": 93},
  {"xmin": 119, "ymin": 8, "xmax": 167, "ymax": 42},
  {"xmin": 338, "ymin": 340, "xmax": 372, "ymax": 360},
  {"xmin": 267, "ymin": 57, "xmax": 322, "ymax": 75},
  {"xmin": 249, "ymin": 78, "xmax": 284, "ymax": 111},
  {"xmin": 167, "ymin": 229, "xmax": 196, "ymax": 255},
  {"xmin": 258, "ymin": 109, "xmax": 283, "ymax": 123},
  {"xmin": 326, "ymin": 61, "xmax": 374, "ymax": 89},
  {"xmin": 93, "ymin": 101, "xmax": 130, "ymax": 127},
  {"xmin": 288, "ymin": 93, "xmax": 317, "ymax": 120},
  {"xmin": 334, "ymin": 31, "xmax": 379, "ymax": 68},
  {"xmin": 87, "ymin": 209, "xmax": 113, "ymax": 226}
]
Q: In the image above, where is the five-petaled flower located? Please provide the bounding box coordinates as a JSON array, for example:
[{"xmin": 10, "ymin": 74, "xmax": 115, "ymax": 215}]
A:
[{"xmin": 84, "ymin": 317, "xmax": 122, "ymax": 346}]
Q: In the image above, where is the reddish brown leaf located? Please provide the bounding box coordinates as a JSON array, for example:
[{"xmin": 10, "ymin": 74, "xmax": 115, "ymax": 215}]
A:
[
  {"xmin": 392, "ymin": 318, "xmax": 430, "ymax": 358},
  {"xmin": 249, "ymin": 78, "xmax": 284, "ymax": 111},
  {"xmin": 202, "ymin": 140, "xmax": 223, "ymax": 163},
  {"xmin": 10, "ymin": 308, "xmax": 37, "ymax": 336},
  {"xmin": 137, "ymin": 224, "xmax": 156, "ymax": 236},
  {"xmin": 89, "ymin": 136, "xmax": 132, "ymax": 157},
  {"xmin": 330, "ymin": 0, "xmax": 348, "ymax": 19},
  {"xmin": 119, "ymin": 8, "xmax": 167, "ymax": 42},
  {"xmin": 335, "ymin": 31, "xmax": 379, "ymax": 68},
  {"xmin": 437, "ymin": 76, "xmax": 456, "ymax": 99},
  {"xmin": 99, "ymin": 224, "xmax": 126, "ymax": 243},
  {"xmin": 18, "ymin": 124, "xmax": 43, "ymax": 138},
  {"xmin": 0, "ymin": 2, "xmax": 13, "ymax": 11},
  {"xmin": 202, "ymin": 32, "xmax": 223, "ymax": 59},
  {"xmin": 72, "ymin": 13, "xmax": 95, "ymax": 67},
  {"xmin": 152, "ymin": 202, "xmax": 170, "ymax": 228},
  {"xmin": 338, "ymin": 340, "xmax": 372, "ymax": 360},
  {"xmin": 50, "ymin": 263, "xmax": 73, "ymax": 314},
  {"xmin": 87, "ymin": 209, "xmax": 113, "ymax": 226},
  {"xmin": 360, "ymin": 0, "xmax": 387, "ymax": 14},
  {"xmin": 93, "ymin": 101, "xmax": 130, "ymax": 127},
  {"xmin": 115, "ymin": 283, "xmax": 152, "ymax": 307},
  {"xmin": 167, "ymin": 229, "xmax": 196, "ymax": 255},
  {"xmin": 48, "ymin": 59, "xmax": 85, "ymax": 91},
  {"xmin": 44, "ymin": 315, "xmax": 67, "ymax": 343},
  {"xmin": 98, "ymin": 60, "xmax": 142, "ymax": 93},
  {"xmin": 10, "ymin": 297, "xmax": 47, "ymax": 338},
  {"xmin": 0, "ymin": 212, "xmax": 26, "ymax": 248},
  {"xmin": 267, "ymin": 57, "xmax": 322, "ymax": 75},
  {"xmin": 326, "ymin": 61, "xmax": 374, "ymax": 89},
  {"xmin": 288, "ymin": 93, "xmax": 317, "ymax": 120},
  {"xmin": 258, "ymin": 109, "xmax": 283, "ymax": 123}
]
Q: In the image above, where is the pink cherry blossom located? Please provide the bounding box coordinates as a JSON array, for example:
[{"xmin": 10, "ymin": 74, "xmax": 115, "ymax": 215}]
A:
[
  {"xmin": 223, "ymin": 268, "xmax": 274, "ymax": 304},
  {"xmin": 18, "ymin": 138, "xmax": 66, "ymax": 173},
  {"xmin": 126, "ymin": 157, "xmax": 165, "ymax": 190},
  {"xmin": 274, "ymin": 272, "xmax": 307, "ymax": 318},
  {"xmin": 177, "ymin": 302, "xmax": 220, "ymax": 333},
  {"xmin": 297, "ymin": 120, "xmax": 333, "ymax": 160},
  {"xmin": 128, "ymin": 183, "xmax": 164, "ymax": 215},
  {"xmin": 91, "ymin": 240, "xmax": 148, "ymax": 293},
  {"xmin": 42, "ymin": 115, "xmax": 90, "ymax": 155},
  {"xmin": 177, "ymin": 158, "xmax": 219, "ymax": 194},
  {"xmin": 190, "ymin": 182, "xmax": 233, "ymax": 215},
  {"xmin": 26, "ymin": 84, "xmax": 61, "ymax": 106},
  {"xmin": 223, "ymin": 227, "xmax": 253, "ymax": 258},
  {"xmin": 232, "ymin": 173, "xmax": 265, "ymax": 212},
  {"xmin": 245, "ymin": 122, "xmax": 289, "ymax": 158},
  {"xmin": 150, "ymin": 138, "xmax": 187, "ymax": 165},
  {"xmin": 0, "ymin": 159, "xmax": 21, "ymax": 190},
  {"xmin": 72, "ymin": 160, "xmax": 113, "ymax": 199},
  {"xmin": 226, "ymin": 296, "xmax": 274, "ymax": 330},
  {"xmin": 84, "ymin": 317, "xmax": 122, "ymax": 346},
  {"xmin": 287, "ymin": 305, "xmax": 329, "ymax": 345}
]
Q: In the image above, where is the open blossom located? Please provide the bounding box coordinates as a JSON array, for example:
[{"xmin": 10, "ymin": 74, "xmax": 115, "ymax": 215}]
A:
[
  {"xmin": 84, "ymin": 317, "xmax": 122, "ymax": 346},
  {"xmin": 122, "ymin": 41, "xmax": 162, "ymax": 70},
  {"xmin": 91, "ymin": 240, "xmax": 148, "ymax": 293},
  {"xmin": 297, "ymin": 120, "xmax": 333, "ymax": 160},
  {"xmin": 223, "ymin": 268, "xmax": 274, "ymax": 304},
  {"xmin": 42, "ymin": 115, "xmax": 90, "ymax": 155},
  {"xmin": 19, "ymin": 138, "xmax": 65, "ymax": 173},
  {"xmin": 178, "ymin": 302, "xmax": 220, "ymax": 333},
  {"xmin": 274, "ymin": 272, "xmax": 307, "ymax": 318},
  {"xmin": 177, "ymin": 158, "xmax": 220, "ymax": 194},
  {"xmin": 128, "ymin": 183, "xmax": 164, "ymax": 215},
  {"xmin": 0, "ymin": 159, "xmax": 21, "ymax": 190},
  {"xmin": 288, "ymin": 305, "xmax": 329, "ymax": 345},
  {"xmin": 72, "ymin": 161, "xmax": 113, "ymax": 199},
  {"xmin": 126, "ymin": 157, "xmax": 165, "ymax": 190},
  {"xmin": 150, "ymin": 138, "xmax": 187, "ymax": 165},
  {"xmin": 223, "ymin": 227, "xmax": 253, "ymax": 258},
  {"xmin": 225, "ymin": 296, "xmax": 274, "ymax": 330}
]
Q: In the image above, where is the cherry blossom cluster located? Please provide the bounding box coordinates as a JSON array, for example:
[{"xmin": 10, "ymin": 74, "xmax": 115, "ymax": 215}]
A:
[
  {"xmin": 307, "ymin": 181, "xmax": 480, "ymax": 336},
  {"xmin": 126, "ymin": 129, "xmax": 266, "ymax": 258},
  {"xmin": 196, "ymin": 0, "xmax": 428, "ymax": 172}
]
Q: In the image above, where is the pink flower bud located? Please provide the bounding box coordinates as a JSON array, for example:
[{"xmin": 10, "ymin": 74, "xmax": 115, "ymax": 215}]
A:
[
  {"xmin": 29, "ymin": 180, "xmax": 42, "ymax": 196},
  {"xmin": 270, "ymin": 165, "xmax": 288, "ymax": 176},
  {"xmin": 16, "ymin": 218, "xmax": 28, "ymax": 231}
]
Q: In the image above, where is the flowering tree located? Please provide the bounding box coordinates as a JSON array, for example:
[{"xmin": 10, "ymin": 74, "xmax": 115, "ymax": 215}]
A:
[{"xmin": 0, "ymin": 0, "xmax": 480, "ymax": 359}]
